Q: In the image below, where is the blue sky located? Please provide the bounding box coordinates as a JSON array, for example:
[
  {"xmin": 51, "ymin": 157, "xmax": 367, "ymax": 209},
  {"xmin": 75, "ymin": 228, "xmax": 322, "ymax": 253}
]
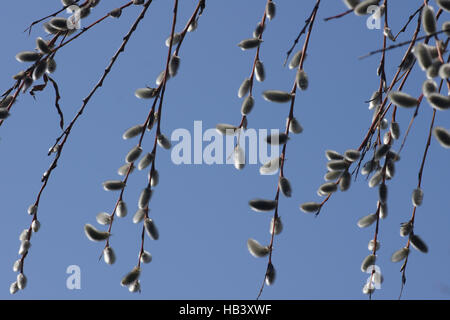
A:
[{"xmin": 0, "ymin": 0, "xmax": 449, "ymax": 299}]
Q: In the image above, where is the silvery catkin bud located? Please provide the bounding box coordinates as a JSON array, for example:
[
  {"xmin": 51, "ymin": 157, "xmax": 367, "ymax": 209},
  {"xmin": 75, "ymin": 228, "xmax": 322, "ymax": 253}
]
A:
[
  {"xmin": 361, "ymin": 254, "xmax": 376, "ymax": 272},
  {"xmin": 150, "ymin": 170, "xmax": 159, "ymax": 187},
  {"xmin": 103, "ymin": 180, "xmax": 125, "ymax": 191},
  {"xmin": 133, "ymin": 209, "xmax": 146, "ymax": 224},
  {"xmin": 140, "ymin": 251, "xmax": 152, "ymax": 264},
  {"xmin": 389, "ymin": 91, "xmax": 419, "ymax": 108},
  {"xmin": 427, "ymin": 93, "xmax": 450, "ymax": 110},
  {"xmin": 343, "ymin": 0, "xmax": 360, "ymax": 9},
  {"xmin": 265, "ymin": 262, "xmax": 276, "ymax": 286},
  {"xmin": 266, "ymin": 133, "xmax": 289, "ymax": 145},
  {"xmin": 410, "ymin": 234, "xmax": 428, "ymax": 253},
  {"xmin": 36, "ymin": 37, "xmax": 51, "ymax": 54},
  {"xmin": 390, "ymin": 122, "xmax": 400, "ymax": 140},
  {"xmin": 413, "ymin": 43, "xmax": 433, "ymax": 70},
  {"xmin": 357, "ymin": 213, "xmax": 377, "ymax": 228},
  {"xmin": 84, "ymin": 224, "xmax": 110, "ymax": 241},
  {"xmin": 157, "ymin": 134, "xmax": 172, "ymax": 149},
  {"xmin": 391, "ymin": 247, "xmax": 409, "ymax": 262},
  {"xmin": 354, "ymin": 0, "xmax": 381, "ymax": 16},
  {"xmin": 439, "ymin": 63, "xmax": 450, "ymax": 79},
  {"xmin": 135, "ymin": 88, "xmax": 157, "ymax": 99},
  {"xmin": 249, "ymin": 199, "xmax": 277, "ymax": 212},
  {"xmin": 270, "ymin": 217, "xmax": 283, "ymax": 235},
  {"xmin": 288, "ymin": 117, "xmax": 303, "ymax": 134},
  {"xmin": 339, "ymin": 171, "xmax": 351, "ymax": 191},
  {"xmin": 138, "ymin": 152, "xmax": 155, "ymax": 170},
  {"xmin": 169, "ymin": 55, "xmax": 180, "ymax": 77},
  {"xmin": 17, "ymin": 273, "xmax": 27, "ymax": 290},
  {"xmin": 165, "ymin": 33, "xmax": 181, "ymax": 47},
  {"xmin": 412, "ymin": 188, "xmax": 424, "ymax": 206},
  {"xmin": 31, "ymin": 220, "xmax": 40, "ymax": 232},
  {"xmin": 255, "ymin": 60, "xmax": 265, "ymax": 82},
  {"xmin": 96, "ymin": 212, "xmax": 112, "ymax": 225},
  {"xmin": 117, "ymin": 200, "xmax": 127, "ymax": 218},
  {"xmin": 126, "ymin": 146, "xmax": 142, "ymax": 163},
  {"xmin": 238, "ymin": 78, "xmax": 251, "ymax": 98},
  {"xmin": 144, "ymin": 218, "xmax": 159, "ymax": 240},
  {"xmin": 344, "ymin": 149, "xmax": 360, "ymax": 162},
  {"xmin": 234, "ymin": 145, "xmax": 245, "ymax": 170},
  {"xmin": 279, "ymin": 177, "xmax": 292, "ymax": 197},
  {"xmin": 19, "ymin": 240, "xmax": 31, "ymax": 255},
  {"xmin": 247, "ymin": 239, "xmax": 270, "ymax": 257},
  {"xmin": 262, "ymin": 90, "xmax": 292, "ymax": 103},
  {"xmin": 103, "ymin": 246, "xmax": 116, "ymax": 265},
  {"xmin": 238, "ymin": 38, "xmax": 263, "ymax": 50},
  {"xmin": 368, "ymin": 239, "xmax": 380, "ymax": 251},
  {"xmin": 433, "ymin": 126, "xmax": 450, "ymax": 148},
  {"xmin": 138, "ymin": 187, "xmax": 152, "ymax": 209},
  {"xmin": 121, "ymin": 267, "xmax": 141, "ymax": 287},
  {"xmin": 241, "ymin": 95, "xmax": 254, "ymax": 115},
  {"xmin": 299, "ymin": 202, "xmax": 321, "ymax": 214},
  {"xmin": 296, "ymin": 69, "xmax": 308, "ymax": 90},
  {"xmin": 437, "ymin": 0, "xmax": 450, "ymax": 12},
  {"xmin": 422, "ymin": 5, "xmax": 437, "ymax": 35},
  {"xmin": 266, "ymin": 1, "xmax": 276, "ymax": 20}
]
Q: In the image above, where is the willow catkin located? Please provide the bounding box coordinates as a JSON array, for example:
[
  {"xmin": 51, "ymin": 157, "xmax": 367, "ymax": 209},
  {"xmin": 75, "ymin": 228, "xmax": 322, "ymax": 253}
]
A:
[
  {"xmin": 15, "ymin": 51, "xmax": 41, "ymax": 63},
  {"xmin": 46, "ymin": 58, "xmax": 57, "ymax": 74},
  {"xmin": 165, "ymin": 33, "xmax": 181, "ymax": 47},
  {"xmin": 103, "ymin": 246, "xmax": 116, "ymax": 265},
  {"xmin": 266, "ymin": 133, "xmax": 289, "ymax": 145},
  {"xmin": 390, "ymin": 122, "xmax": 400, "ymax": 140},
  {"xmin": 110, "ymin": 8, "xmax": 122, "ymax": 18},
  {"xmin": 96, "ymin": 212, "xmax": 112, "ymax": 225},
  {"xmin": 84, "ymin": 224, "xmax": 110, "ymax": 241},
  {"xmin": 259, "ymin": 157, "xmax": 281, "ymax": 175},
  {"xmin": 354, "ymin": 0, "xmax": 381, "ymax": 16},
  {"xmin": 133, "ymin": 209, "xmax": 146, "ymax": 224},
  {"xmin": 117, "ymin": 200, "xmax": 127, "ymax": 218},
  {"xmin": 169, "ymin": 55, "xmax": 180, "ymax": 77},
  {"xmin": 437, "ymin": 0, "xmax": 450, "ymax": 11},
  {"xmin": 410, "ymin": 234, "xmax": 428, "ymax": 253},
  {"xmin": 413, "ymin": 43, "xmax": 433, "ymax": 70},
  {"xmin": 140, "ymin": 251, "xmax": 152, "ymax": 264},
  {"xmin": 262, "ymin": 90, "xmax": 292, "ymax": 103},
  {"xmin": 391, "ymin": 247, "xmax": 409, "ymax": 262},
  {"xmin": 389, "ymin": 91, "xmax": 419, "ymax": 108},
  {"xmin": 400, "ymin": 221, "xmax": 413, "ymax": 237},
  {"xmin": 138, "ymin": 187, "xmax": 152, "ymax": 209},
  {"xmin": 339, "ymin": 171, "xmax": 351, "ymax": 191},
  {"xmin": 433, "ymin": 126, "xmax": 450, "ymax": 148},
  {"xmin": 49, "ymin": 17, "xmax": 69, "ymax": 30},
  {"xmin": 135, "ymin": 88, "xmax": 157, "ymax": 99},
  {"xmin": 344, "ymin": 149, "xmax": 360, "ymax": 163},
  {"xmin": 270, "ymin": 216, "xmax": 283, "ymax": 235},
  {"xmin": 36, "ymin": 37, "xmax": 51, "ymax": 54},
  {"xmin": 121, "ymin": 267, "xmax": 141, "ymax": 287},
  {"xmin": 265, "ymin": 263, "xmax": 276, "ymax": 286},
  {"xmin": 318, "ymin": 182, "xmax": 338, "ymax": 195},
  {"xmin": 157, "ymin": 134, "xmax": 172, "ymax": 149},
  {"xmin": 360, "ymin": 254, "xmax": 376, "ymax": 272},
  {"xmin": 325, "ymin": 150, "xmax": 344, "ymax": 161},
  {"xmin": 17, "ymin": 274, "xmax": 27, "ymax": 290},
  {"xmin": 296, "ymin": 69, "xmax": 308, "ymax": 91},
  {"xmin": 103, "ymin": 180, "xmax": 125, "ymax": 191},
  {"xmin": 144, "ymin": 218, "xmax": 159, "ymax": 240},
  {"xmin": 288, "ymin": 117, "xmax": 303, "ymax": 134},
  {"xmin": 249, "ymin": 199, "xmax": 277, "ymax": 212},
  {"xmin": 150, "ymin": 170, "xmax": 159, "ymax": 187},
  {"xmin": 439, "ymin": 63, "xmax": 450, "ymax": 79},
  {"xmin": 118, "ymin": 163, "xmax": 133, "ymax": 176},
  {"xmin": 412, "ymin": 188, "xmax": 424, "ymax": 206},
  {"xmin": 422, "ymin": 5, "xmax": 437, "ymax": 35},
  {"xmin": 368, "ymin": 170, "xmax": 383, "ymax": 188},
  {"xmin": 138, "ymin": 152, "xmax": 155, "ymax": 170},
  {"xmin": 247, "ymin": 239, "xmax": 269, "ymax": 257},
  {"xmin": 255, "ymin": 60, "xmax": 265, "ymax": 82},
  {"xmin": 126, "ymin": 146, "xmax": 143, "ymax": 163},
  {"xmin": 427, "ymin": 93, "xmax": 450, "ymax": 110},
  {"xmin": 288, "ymin": 50, "xmax": 303, "ymax": 70},
  {"xmin": 299, "ymin": 202, "xmax": 321, "ymax": 214},
  {"xmin": 279, "ymin": 177, "xmax": 292, "ymax": 197},
  {"xmin": 123, "ymin": 125, "xmax": 145, "ymax": 140},
  {"xmin": 0, "ymin": 108, "xmax": 10, "ymax": 119},
  {"xmin": 426, "ymin": 60, "xmax": 442, "ymax": 79},
  {"xmin": 325, "ymin": 170, "xmax": 342, "ymax": 181},
  {"xmin": 241, "ymin": 95, "xmax": 254, "ymax": 115},
  {"xmin": 19, "ymin": 240, "xmax": 31, "ymax": 255},
  {"xmin": 266, "ymin": 1, "xmax": 276, "ymax": 20},
  {"xmin": 357, "ymin": 213, "xmax": 377, "ymax": 228},
  {"xmin": 238, "ymin": 38, "xmax": 263, "ymax": 50},
  {"xmin": 234, "ymin": 145, "xmax": 245, "ymax": 170},
  {"xmin": 368, "ymin": 240, "xmax": 380, "ymax": 251},
  {"xmin": 374, "ymin": 144, "xmax": 390, "ymax": 161},
  {"xmin": 238, "ymin": 78, "xmax": 251, "ymax": 98},
  {"xmin": 156, "ymin": 70, "xmax": 170, "ymax": 85},
  {"xmin": 216, "ymin": 123, "xmax": 238, "ymax": 136},
  {"xmin": 327, "ymin": 160, "xmax": 348, "ymax": 172}
]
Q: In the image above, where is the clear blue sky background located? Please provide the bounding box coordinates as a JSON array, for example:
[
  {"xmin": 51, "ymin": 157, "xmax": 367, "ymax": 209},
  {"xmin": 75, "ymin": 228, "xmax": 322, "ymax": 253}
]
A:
[{"xmin": 0, "ymin": 0, "xmax": 449, "ymax": 300}]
